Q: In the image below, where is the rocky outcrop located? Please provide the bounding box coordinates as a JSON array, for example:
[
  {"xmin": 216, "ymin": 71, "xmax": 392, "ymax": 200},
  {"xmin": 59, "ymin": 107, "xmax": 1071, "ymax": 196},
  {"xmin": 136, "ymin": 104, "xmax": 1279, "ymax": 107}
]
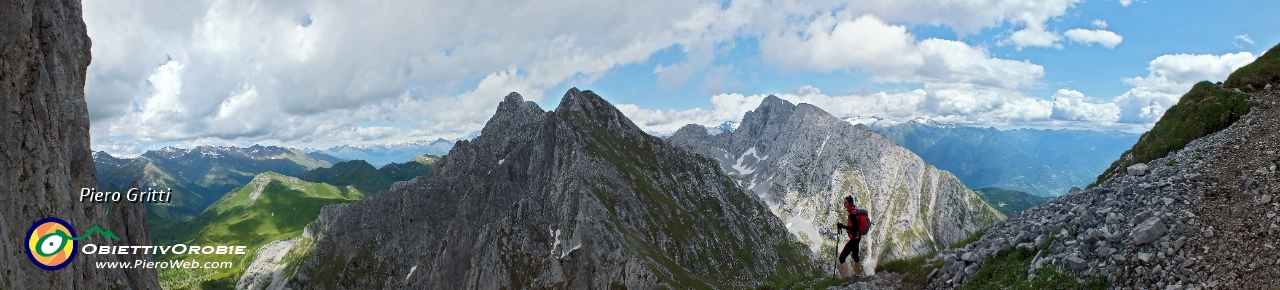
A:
[
  {"xmin": 929, "ymin": 87, "xmax": 1280, "ymax": 289},
  {"xmin": 667, "ymin": 96, "xmax": 1004, "ymax": 275},
  {"xmin": 0, "ymin": 1, "xmax": 159, "ymax": 288},
  {"xmin": 236, "ymin": 238, "xmax": 300, "ymax": 290},
  {"xmin": 287, "ymin": 89, "xmax": 816, "ymax": 289}
]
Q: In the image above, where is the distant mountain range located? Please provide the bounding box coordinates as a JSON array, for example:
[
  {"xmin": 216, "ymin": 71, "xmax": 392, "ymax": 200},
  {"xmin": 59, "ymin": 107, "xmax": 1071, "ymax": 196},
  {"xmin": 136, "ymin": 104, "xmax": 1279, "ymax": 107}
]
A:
[
  {"xmin": 299, "ymin": 156, "xmax": 438, "ymax": 194},
  {"xmin": 311, "ymin": 138, "xmax": 454, "ymax": 167},
  {"xmin": 866, "ymin": 118, "xmax": 1139, "ymax": 197},
  {"xmin": 144, "ymin": 154, "xmax": 439, "ymax": 288},
  {"xmin": 94, "ymin": 143, "xmax": 442, "ymax": 223},
  {"xmin": 656, "ymin": 114, "xmax": 1135, "ymax": 198},
  {"xmin": 94, "ymin": 145, "xmax": 339, "ymax": 221}
]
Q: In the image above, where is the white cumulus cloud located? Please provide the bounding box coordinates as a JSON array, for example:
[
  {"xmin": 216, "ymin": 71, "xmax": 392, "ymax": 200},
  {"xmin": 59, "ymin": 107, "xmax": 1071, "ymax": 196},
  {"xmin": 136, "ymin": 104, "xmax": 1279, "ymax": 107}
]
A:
[
  {"xmin": 1113, "ymin": 52, "xmax": 1256, "ymax": 123},
  {"xmin": 83, "ymin": 0, "xmax": 745, "ymax": 154},
  {"xmin": 1050, "ymin": 89, "xmax": 1120, "ymax": 122},
  {"xmin": 1006, "ymin": 23, "xmax": 1063, "ymax": 49},
  {"xmin": 760, "ymin": 14, "xmax": 1043, "ymax": 90},
  {"xmin": 759, "ymin": 14, "xmax": 923, "ymax": 75},
  {"xmin": 80, "ymin": 0, "xmax": 1107, "ymax": 156},
  {"xmin": 1065, "ymin": 29, "xmax": 1123, "ymax": 48}
]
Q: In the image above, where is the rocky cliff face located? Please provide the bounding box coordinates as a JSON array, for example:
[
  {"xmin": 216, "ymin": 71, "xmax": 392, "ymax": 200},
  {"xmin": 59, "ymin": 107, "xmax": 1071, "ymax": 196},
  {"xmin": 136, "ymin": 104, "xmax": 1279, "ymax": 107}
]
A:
[
  {"xmin": 928, "ymin": 86, "xmax": 1280, "ymax": 289},
  {"xmin": 667, "ymin": 96, "xmax": 1004, "ymax": 275},
  {"xmin": 0, "ymin": 1, "xmax": 159, "ymax": 288},
  {"xmin": 287, "ymin": 89, "xmax": 816, "ymax": 289}
]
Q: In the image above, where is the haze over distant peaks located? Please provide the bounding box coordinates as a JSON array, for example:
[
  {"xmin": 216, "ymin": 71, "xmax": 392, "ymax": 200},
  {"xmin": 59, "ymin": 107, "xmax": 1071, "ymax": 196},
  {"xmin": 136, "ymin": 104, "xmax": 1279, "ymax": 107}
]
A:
[
  {"xmin": 311, "ymin": 138, "xmax": 454, "ymax": 167},
  {"xmin": 874, "ymin": 121, "xmax": 1139, "ymax": 196}
]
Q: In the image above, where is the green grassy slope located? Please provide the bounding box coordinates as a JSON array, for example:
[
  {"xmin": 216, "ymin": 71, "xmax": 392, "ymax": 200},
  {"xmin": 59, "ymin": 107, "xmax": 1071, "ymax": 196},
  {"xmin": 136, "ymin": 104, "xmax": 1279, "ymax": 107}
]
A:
[
  {"xmin": 153, "ymin": 172, "xmax": 364, "ymax": 289},
  {"xmin": 973, "ymin": 187, "xmax": 1049, "ymax": 216},
  {"xmin": 298, "ymin": 160, "xmax": 395, "ymax": 194},
  {"xmin": 376, "ymin": 155, "xmax": 438, "ymax": 181},
  {"xmin": 95, "ymin": 146, "xmax": 336, "ymax": 222},
  {"xmin": 1226, "ymin": 43, "xmax": 1280, "ymax": 91},
  {"xmin": 298, "ymin": 155, "xmax": 439, "ymax": 194},
  {"xmin": 1093, "ymin": 43, "xmax": 1280, "ymax": 187}
]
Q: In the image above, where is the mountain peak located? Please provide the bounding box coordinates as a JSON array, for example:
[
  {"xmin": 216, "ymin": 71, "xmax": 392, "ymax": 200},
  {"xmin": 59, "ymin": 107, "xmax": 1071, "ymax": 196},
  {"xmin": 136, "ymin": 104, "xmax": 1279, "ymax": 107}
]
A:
[
  {"xmin": 480, "ymin": 91, "xmax": 547, "ymax": 140},
  {"xmin": 672, "ymin": 123, "xmax": 710, "ymax": 138},
  {"xmin": 289, "ymin": 88, "xmax": 816, "ymax": 288},
  {"xmin": 498, "ymin": 92, "xmax": 525, "ymax": 109},
  {"xmin": 736, "ymin": 95, "xmax": 799, "ymax": 138},
  {"xmin": 428, "ymin": 138, "xmax": 452, "ymax": 145},
  {"xmin": 758, "ymin": 95, "xmax": 794, "ymax": 110},
  {"xmin": 93, "ymin": 151, "xmax": 114, "ymax": 159},
  {"xmin": 554, "ymin": 88, "xmax": 646, "ymax": 138},
  {"xmin": 554, "ymin": 87, "xmax": 602, "ymax": 113},
  {"xmin": 907, "ymin": 116, "xmax": 956, "ymax": 128},
  {"xmin": 494, "ymin": 92, "xmax": 540, "ymax": 115}
]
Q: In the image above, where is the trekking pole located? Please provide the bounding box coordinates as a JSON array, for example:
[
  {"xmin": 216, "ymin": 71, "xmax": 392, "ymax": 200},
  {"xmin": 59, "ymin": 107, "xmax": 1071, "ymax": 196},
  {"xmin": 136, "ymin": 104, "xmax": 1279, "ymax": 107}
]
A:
[{"xmin": 836, "ymin": 226, "xmax": 842, "ymax": 280}]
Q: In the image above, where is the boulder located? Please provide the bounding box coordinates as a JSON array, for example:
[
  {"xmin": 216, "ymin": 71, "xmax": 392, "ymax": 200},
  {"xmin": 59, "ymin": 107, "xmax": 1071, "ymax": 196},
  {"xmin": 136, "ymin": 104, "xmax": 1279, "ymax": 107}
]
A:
[
  {"xmin": 1066, "ymin": 255, "xmax": 1089, "ymax": 271},
  {"xmin": 1131, "ymin": 217, "xmax": 1166, "ymax": 245},
  {"xmin": 1128, "ymin": 163, "xmax": 1150, "ymax": 176},
  {"xmin": 1137, "ymin": 252, "xmax": 1153, "ymax": 263}
]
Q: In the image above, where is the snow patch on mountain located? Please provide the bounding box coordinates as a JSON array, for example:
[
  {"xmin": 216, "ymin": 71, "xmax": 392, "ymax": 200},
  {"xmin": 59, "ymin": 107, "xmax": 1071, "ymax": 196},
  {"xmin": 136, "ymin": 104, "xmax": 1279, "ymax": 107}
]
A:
[{"xmin": 732, "ymin": 147, "xmax": 767, "ymax": 175}]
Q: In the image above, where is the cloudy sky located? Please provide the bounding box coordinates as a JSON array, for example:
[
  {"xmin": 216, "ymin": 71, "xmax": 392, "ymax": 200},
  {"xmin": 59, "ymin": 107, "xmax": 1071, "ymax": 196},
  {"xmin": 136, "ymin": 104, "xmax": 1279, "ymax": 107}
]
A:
[{"xmin": 84, "ymin": 0, "xmax": 1279, "ymax": 156}]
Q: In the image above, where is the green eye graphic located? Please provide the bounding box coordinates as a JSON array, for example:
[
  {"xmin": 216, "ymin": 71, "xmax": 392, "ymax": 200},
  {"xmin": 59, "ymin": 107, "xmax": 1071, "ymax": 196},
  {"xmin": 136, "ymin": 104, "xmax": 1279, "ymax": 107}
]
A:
[{"xmin": 35, "ymin": 230, "xmax": 70, "ymax": 257}]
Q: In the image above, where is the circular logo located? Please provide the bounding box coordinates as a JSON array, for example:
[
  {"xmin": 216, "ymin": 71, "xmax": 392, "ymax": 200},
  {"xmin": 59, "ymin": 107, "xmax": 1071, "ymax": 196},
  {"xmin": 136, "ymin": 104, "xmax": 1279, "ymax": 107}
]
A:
[{"xmin": 26, "ymin": 217, "xmax": 77, "ymax": 270}]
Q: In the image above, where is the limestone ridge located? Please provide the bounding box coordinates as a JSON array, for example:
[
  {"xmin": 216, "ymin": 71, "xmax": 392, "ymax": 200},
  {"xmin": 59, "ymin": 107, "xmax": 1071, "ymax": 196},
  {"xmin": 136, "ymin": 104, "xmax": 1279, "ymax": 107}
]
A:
[
  {"xmin": 0, "ymin": 1, "xmax": 160, "ymax": 288},
  {"xmin": 668, "ymin": 95, "xmax": 1005, "ymax": 275},
  {"xmin": 287, "ymin": 88, "xmax": 816, "ymax": 289}
]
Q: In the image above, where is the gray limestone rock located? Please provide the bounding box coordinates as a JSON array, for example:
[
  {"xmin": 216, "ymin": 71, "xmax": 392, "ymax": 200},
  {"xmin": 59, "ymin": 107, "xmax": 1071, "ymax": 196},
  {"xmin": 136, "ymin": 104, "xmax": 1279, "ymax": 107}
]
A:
[
  {"xmin": 286, "ymin": 89, "xmax": 817, "ymax": 289},
  {"xmin": 1132, "ymin": 217, "xmax": 1166, "ymax": 245},
  {"xmin": 1244, "ymin": 174, "xmax": 1259, "ymax": 189},
  {"xmin": 1128, "ymin": 163, "xmax": 1151, "ymax": 176},
  {"xmin": 1067, "ymin": 255, "xmax": 1088, "ymax": 271},
  {"xmin": 667, "ymin": 95, "xmax": 1004, "ymax": 274},
  {"xmin": 1138, "ymin": 252, "xmax": 1153, "ymax": 263},
  {"xmin": 0, "ymin": 1, "xmax": 160, "ymax": 288}
]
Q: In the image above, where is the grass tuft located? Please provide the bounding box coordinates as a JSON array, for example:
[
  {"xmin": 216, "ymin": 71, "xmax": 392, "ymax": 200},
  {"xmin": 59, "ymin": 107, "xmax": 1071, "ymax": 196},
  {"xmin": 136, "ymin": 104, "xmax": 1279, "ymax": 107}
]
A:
[
  {"xmin": 949, "ymin": 227, "xmax": 989, "ymax": 249},
  {"xmin": 962, "ymin": 234, "xmax": 1108, "ymax": 290}
]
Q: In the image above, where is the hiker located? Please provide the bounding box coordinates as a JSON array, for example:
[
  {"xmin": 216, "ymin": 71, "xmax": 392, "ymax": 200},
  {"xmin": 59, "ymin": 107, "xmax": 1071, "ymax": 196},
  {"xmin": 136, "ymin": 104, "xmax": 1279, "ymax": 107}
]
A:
[{"xmin": 835, "ymin": 196, "xmax": 869, "ymax": 283}]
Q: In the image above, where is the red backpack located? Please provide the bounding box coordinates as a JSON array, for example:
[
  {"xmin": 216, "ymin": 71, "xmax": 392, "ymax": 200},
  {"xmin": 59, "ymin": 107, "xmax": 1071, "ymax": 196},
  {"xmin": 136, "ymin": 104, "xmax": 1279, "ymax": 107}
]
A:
[{"xmin": 853, "ymin": 210, "xmax": 871, "ymax": 236}]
